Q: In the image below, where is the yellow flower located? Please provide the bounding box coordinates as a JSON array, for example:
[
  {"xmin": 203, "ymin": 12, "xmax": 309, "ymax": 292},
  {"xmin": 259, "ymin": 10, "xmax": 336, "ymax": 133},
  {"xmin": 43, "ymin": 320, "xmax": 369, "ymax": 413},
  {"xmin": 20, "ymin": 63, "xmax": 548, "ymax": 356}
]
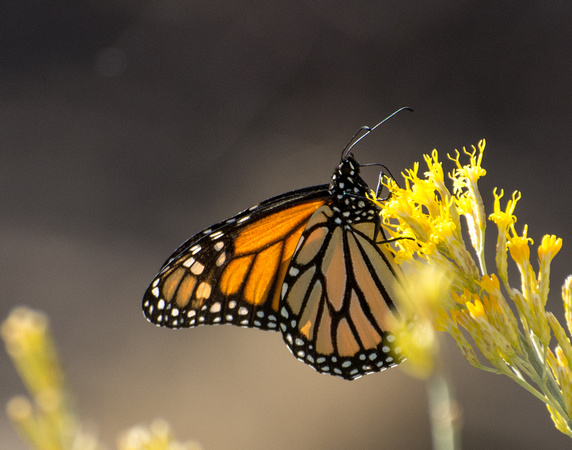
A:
[
  {"xmin": 505, "ymin": 227, "xmax": 552, "ymax": 346},
  {"xmin": 538, "ymin": 235, "xmax": 563, "ymax": 306},
  {"xmin": 489, "ymin": 189, "xmax": 520, "ymax": 288},
  {"xmin": 381, "ymin": 140, "xmax": 572, "ymax": 437},
  {"xmin": 539, "ymin": 234, "xmax": 563, "ymax": 262},
  {"xmin": 448, "ymin": 140, "xmax": 487, "ymax": 190},
  {"xmin": 508, "ymin": 226, "xmax": 533, "ymax": 267},
  {"xmin": 448, "ymin": 141, "xmax": 487, "ymax": 268},
  {"xmin": 489, "ymin": 188, "xmax": 519, "ymax": 230}
]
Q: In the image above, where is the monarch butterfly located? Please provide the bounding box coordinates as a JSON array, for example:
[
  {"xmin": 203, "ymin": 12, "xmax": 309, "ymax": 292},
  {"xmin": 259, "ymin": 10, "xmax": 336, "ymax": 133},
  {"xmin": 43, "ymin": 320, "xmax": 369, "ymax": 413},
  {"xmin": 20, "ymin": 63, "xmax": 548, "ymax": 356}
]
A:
[{"xmin": 142, "ymin": 109, "xmax": 411, "ymax": 380}]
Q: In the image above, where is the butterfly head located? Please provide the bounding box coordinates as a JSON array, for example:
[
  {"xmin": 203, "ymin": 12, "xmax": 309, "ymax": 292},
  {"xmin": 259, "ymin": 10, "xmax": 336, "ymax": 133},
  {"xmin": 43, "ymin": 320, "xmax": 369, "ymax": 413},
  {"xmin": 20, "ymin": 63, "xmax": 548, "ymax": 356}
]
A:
[{"xmin": 327, "ymin": 153, "xmax": 380, "ymax": 224}]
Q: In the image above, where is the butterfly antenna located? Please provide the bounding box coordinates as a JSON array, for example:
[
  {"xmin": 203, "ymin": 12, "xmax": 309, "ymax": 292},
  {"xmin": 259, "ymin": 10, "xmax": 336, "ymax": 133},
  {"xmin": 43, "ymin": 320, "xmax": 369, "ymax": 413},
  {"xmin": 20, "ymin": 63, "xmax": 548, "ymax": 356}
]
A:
[{"xmin": 341, "ymin": 107, "xmax": 413, "ymax": 159}]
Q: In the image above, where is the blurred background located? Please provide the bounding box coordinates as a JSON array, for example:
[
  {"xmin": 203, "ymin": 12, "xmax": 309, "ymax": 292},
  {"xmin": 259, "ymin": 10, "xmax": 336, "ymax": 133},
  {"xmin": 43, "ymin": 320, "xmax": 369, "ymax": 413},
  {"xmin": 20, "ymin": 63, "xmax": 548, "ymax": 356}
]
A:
[{"xmin": 1, "ymin": 1, "xmax": 571, "ymax": 448}]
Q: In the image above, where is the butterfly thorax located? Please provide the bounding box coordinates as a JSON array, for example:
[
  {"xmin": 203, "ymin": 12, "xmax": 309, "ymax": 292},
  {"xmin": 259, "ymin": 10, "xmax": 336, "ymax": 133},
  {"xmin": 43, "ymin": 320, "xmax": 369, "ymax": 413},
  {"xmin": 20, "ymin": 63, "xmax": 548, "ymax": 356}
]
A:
[{"xmin": 327, "ymin": 154, "xmax": 379, "ymax": 224}]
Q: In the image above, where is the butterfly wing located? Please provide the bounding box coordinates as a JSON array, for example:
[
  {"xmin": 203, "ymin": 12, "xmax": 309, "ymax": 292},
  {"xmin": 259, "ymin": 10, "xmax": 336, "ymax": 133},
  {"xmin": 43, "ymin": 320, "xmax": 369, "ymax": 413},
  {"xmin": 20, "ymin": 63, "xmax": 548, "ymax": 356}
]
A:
[
  {"xmin": 278, "ymin": 160, "xmax": 407, "ymax": 380},
  {"xmin": 142, "ymin": 185, "xmax": 330, "ymax": 331}
]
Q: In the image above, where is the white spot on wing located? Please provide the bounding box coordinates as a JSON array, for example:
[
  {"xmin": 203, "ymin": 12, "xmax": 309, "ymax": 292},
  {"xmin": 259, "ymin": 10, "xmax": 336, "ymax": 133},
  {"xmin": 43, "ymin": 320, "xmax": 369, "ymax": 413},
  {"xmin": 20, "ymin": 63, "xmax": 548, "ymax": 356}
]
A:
[
  {"xmin": 210, "ymin": 231, "xmax": 224, "ymax": 240},
  {"xmin": 183, "ymin": 257, "xmax": 195, "ymax": 267},
  {"xmin": 191, "ymin": 262, "xmax": 205, "ymax": 275},
  {"xmin": 216, "ymin": 252, "xmax": 226, "ymax": 266}
]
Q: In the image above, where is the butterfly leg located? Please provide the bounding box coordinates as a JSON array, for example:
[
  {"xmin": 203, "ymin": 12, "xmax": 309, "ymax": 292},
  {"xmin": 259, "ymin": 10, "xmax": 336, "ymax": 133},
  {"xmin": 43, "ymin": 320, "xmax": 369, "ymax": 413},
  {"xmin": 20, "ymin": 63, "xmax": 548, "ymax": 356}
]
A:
[{"xmin": 375, "ymin": 172, "xmax": 386, "ymax": 200}]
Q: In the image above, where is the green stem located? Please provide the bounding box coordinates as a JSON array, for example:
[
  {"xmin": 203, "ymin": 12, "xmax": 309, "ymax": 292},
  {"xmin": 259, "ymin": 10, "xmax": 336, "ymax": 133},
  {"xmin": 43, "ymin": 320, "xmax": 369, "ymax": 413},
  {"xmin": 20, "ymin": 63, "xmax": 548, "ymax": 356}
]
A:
[
  {"xmin": 426, "ymin": 343, "xmax": 461, "ymax": 450},
  {"xmin": 520, "ymin": 334, "xmax": 566, "ymax": 411}
]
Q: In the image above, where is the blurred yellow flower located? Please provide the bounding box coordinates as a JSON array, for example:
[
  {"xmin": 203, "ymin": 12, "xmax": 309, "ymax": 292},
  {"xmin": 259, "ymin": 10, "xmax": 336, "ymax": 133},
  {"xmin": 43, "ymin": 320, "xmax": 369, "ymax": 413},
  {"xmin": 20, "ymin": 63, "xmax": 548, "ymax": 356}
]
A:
[
  {"xmin": 2, "ymin": 307, "xmax": 199, "ymax": 450},
  {"xmin": 118, "ymin": 420, "xmax": 203, "ymax": 450}
]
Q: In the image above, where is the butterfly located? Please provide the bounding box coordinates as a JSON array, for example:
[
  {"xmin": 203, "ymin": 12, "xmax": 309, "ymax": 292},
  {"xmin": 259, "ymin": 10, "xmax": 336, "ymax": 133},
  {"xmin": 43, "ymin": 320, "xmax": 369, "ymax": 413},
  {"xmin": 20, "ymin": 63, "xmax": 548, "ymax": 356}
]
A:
[{"xmin": 142, "ymin": 109, "xmax": 411, "ymax": 380}]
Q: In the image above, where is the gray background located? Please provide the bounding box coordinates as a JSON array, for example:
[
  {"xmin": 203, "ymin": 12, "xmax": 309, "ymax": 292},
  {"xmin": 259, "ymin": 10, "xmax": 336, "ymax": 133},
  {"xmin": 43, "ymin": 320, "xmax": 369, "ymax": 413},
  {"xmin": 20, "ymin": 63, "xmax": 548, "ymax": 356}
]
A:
[{"xmin": 1, "ymin": 1, "xmax": 571, "ymax": 449}]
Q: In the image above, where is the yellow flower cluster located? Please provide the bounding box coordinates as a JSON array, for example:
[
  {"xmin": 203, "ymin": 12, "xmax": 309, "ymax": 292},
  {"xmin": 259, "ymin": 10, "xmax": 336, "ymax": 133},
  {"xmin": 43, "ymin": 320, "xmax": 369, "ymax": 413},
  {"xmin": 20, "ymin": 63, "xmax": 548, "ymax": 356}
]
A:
[
  {"xmin": 378, "ymin": 140, "xmax": 572, "ymax": 437},
  {"xmin": 1, "ymin": 307, "xmax": 200, "ymax": 450}
]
